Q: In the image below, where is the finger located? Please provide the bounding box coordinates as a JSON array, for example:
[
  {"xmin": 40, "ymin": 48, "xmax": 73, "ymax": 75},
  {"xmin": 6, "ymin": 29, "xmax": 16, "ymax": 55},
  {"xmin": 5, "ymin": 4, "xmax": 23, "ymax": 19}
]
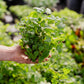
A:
[
  {"xmin": 21, "ymin": 55, "xmax": 28, "ymax": 60},
  {"xmin": 45, "ymin": 58, "xmax": 49, "ymax": 61},
  {"xmin": 42, "ymin": 58, "xmax": 49, "ymax": 62},
  {"xmin": 25, "ymin": 59, "xmax": 36, "ymax": 64},
  {"xmin": 48, "ymin": 54, "xmax": 52, "ymax": 58},
  {"xmin": 16, "ymin": 59, "xmax": 33, "ymax": 64}
]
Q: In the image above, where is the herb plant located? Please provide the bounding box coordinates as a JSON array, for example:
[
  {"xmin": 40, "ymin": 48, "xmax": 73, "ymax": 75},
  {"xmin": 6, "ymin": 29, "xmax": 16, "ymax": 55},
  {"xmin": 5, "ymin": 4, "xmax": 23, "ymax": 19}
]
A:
[{"xmin": 19, "ymin": 8, "xmax": 64, "ymax": 62}]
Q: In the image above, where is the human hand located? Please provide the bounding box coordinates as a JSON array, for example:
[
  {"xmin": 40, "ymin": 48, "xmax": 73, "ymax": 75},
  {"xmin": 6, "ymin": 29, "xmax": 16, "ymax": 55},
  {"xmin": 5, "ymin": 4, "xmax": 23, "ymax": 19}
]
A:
[{"xmin": 12, "ymin": 45, "xmax": 51, "ymax": 64}]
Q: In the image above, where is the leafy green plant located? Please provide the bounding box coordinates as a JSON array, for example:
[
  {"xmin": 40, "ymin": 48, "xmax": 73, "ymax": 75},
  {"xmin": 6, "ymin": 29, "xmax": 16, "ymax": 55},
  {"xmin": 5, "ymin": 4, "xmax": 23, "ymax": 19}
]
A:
[
  {"xmin": 33, "ymin": 45, "xmax": 83, "ymax": 84},
  {"xmin": 0, "ymin": 5, "xmax": 84, "ymax": 84},
  {"xmin": 9, "ymin": 5, "xmax": 34, "ymax": 19},
  {"xmin": 52, "ymin": 8, "xmax": 82, "ymax": 26},
  {"xmin": 19, "ymin": 7, "xmax": 64, "ymax": 62},
  {"xmin": 52, "ymin": 8, "xmax": 84, "ymax": 64},
  {"xmin": 0, "ymin": 0, "xmax": 7, "ymax": 19},
  {"xmin": 0, "ymin": 21, "xmax": 13, "ymax": 46},
  {"xmin": 0, "ymin": 61, "xmax": 51, "ymax": 84},
  {"xmin": 25, "ymin": 0, "xmax": 59, "ymax": 8},
  {"xmin": 0, "ymin": 44, "xmax": 83, "ymax": 84}
]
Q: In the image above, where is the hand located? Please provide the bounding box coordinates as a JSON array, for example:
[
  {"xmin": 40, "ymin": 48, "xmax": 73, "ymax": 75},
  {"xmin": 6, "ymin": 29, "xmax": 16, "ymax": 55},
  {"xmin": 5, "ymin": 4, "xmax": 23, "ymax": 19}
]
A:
[{"xmin": 12, "ymin": 45, "xmax": 51, "ymax": 64}]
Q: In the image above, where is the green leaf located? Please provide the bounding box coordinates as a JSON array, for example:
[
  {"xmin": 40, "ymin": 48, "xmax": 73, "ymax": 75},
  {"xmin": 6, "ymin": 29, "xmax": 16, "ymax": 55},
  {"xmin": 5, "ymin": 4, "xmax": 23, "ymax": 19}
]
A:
[
  {"xmin": 39, "ymin": 46, "xmax": 44, "ymax": 51},
  {"xmin": 0, "ymin": 73, "xmax": 3, "ymax": 80}
]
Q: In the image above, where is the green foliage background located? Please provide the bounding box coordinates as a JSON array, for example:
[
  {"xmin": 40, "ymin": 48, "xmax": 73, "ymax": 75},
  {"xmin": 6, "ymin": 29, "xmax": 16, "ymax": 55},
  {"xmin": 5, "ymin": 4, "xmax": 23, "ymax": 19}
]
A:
[{"xmin": 0, "ymin": 0, "xmax": 84, "ymax": 84}]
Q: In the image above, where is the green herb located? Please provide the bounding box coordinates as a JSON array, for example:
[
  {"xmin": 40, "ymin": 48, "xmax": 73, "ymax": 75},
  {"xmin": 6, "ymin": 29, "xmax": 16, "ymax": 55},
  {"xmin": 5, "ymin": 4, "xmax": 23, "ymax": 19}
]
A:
[{"xmin": 19, "ymin": 7, "xmax": 64, "ymax": 62}]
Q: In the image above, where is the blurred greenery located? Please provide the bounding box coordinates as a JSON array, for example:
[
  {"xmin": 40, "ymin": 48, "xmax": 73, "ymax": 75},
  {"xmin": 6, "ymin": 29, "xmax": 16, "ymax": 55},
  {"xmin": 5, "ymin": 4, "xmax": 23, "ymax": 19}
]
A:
[
  {"xmin": 9, "ymin": 5, "xmax": 34, "ymax": 19},
  {"xmin": 25, "ymin": 0, "xmax": 59, "ymax": 8},
  {"xmin": 0, "ymin": 1, "xmax": 84, "ymax": 84},
  {"xmin": 0, "ymin": 21, "xmax": 14, "ymax": 46},
  {"xmin": 52, "ymin": 8, "xmax": 82, "ymax": 26},
  {"xmin": 0, "ymin": 0, "xmax": 7, "ymax": 19},
  {"xmin": 52, "ymin": 8, "xmax": 84, "ymax": 63}
]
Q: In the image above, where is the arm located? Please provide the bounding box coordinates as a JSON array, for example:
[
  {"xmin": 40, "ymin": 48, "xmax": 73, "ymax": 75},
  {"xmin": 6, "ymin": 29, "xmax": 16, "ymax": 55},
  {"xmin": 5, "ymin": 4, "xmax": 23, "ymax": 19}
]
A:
[
  {"xmin": 0, "ymin": 45, "xmax": 50, "ymax": 64},
  {"xmin": 0, "ymin": 45, "xmax": 37, "ymax": 63},
  {"xmin": 0, "ymin": 45, "xmax": 14, "ymax": 61}
]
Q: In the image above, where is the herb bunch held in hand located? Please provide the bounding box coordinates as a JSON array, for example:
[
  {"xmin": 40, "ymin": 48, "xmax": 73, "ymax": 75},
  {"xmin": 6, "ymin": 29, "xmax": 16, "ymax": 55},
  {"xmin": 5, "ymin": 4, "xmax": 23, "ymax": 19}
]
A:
[{"xmin": 19, "ymin": 8, "xmax": 64, "ymax": 62}]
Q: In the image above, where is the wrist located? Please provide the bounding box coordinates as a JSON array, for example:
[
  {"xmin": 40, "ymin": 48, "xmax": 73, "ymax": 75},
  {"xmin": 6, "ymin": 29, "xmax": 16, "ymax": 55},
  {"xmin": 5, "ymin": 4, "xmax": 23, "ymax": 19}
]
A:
[
  {"xmin": 7, "ymin": 47, "xmax": 15, "ymax": 61},
  {"xmin": 0, "ymin": 46, "xmax": 15, "ymax": 61}
]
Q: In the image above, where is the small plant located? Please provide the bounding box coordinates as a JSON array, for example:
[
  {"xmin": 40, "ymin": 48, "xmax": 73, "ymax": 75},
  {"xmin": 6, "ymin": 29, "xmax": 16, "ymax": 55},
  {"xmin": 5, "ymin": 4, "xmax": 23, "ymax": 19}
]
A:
[
  {"xmin": 52, "ymin": 8, "xmax": 84, "ymax": 64},
  {"xmin": 19, "ymin": 7, "xmax": 64, "ymax": 62},
  {"xmin": 25, "ymin": 0, "xmax": 59, "ymax": 8},
  {"xmin": 52, "ymin": 8, "xmax": 82, "ymax": 26},
  {"xmin": 9, "ymin": 5, "xmax": 34, "ymax": 19},
  {"xmin": 0, "ymin": 0, "xmax": 7, "ymax": 19},
  {"xmin": 0, "ymin": 21, "xmax": 13, "ymax": 46}
]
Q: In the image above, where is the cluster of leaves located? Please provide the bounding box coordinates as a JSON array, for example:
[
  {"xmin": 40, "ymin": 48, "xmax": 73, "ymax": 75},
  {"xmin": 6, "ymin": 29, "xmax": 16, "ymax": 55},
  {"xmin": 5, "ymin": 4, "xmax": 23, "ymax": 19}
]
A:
[
  {"xmin": 19, "ymin": 7, "xmax": 65, "ymax": 62},
  {"xmin": 0, "ymin": 0, "xmax": 7, "ymax": 19},
  {"xmin": 53, "ymin": 8, "xmax": 84, "ymax": 64},
  {"xmin": 0, "ymin": 45, "xmax": 83, "ymax": 84},
  {"xmin": 52, "ymin": 8, "xmax": 82, "ymax": 26},
  {"xmin": 0, "ymin": 21, "xmax": 13, "ymax": 46},
  {"xmin": 64, "ymin": 27, "xmax": 84, "ymax": 63},
  {"xmin": 53, "ymin": 9, "xmax": 84, "ymax": 82},
  {"xmin": 9, "ymin": 5, "xmax": 34, "ymax": 19},
  {"xmin": 0, "ymin": 1, "xmax": 84, "ymax": 83},
  {"xmin": 25, "ymin": 0, "xmax": 59, "ymax": 8},
  {"xmin": 0, "ymin": 19, "xmax": 49, "ymax": 84},
  {"xmin": 33, "ymin": 46, "xmax": 83, "ymax": 84},
  {"xmin": 0, "ymin": 61, "xmax": 51, "ymax": 84}
]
